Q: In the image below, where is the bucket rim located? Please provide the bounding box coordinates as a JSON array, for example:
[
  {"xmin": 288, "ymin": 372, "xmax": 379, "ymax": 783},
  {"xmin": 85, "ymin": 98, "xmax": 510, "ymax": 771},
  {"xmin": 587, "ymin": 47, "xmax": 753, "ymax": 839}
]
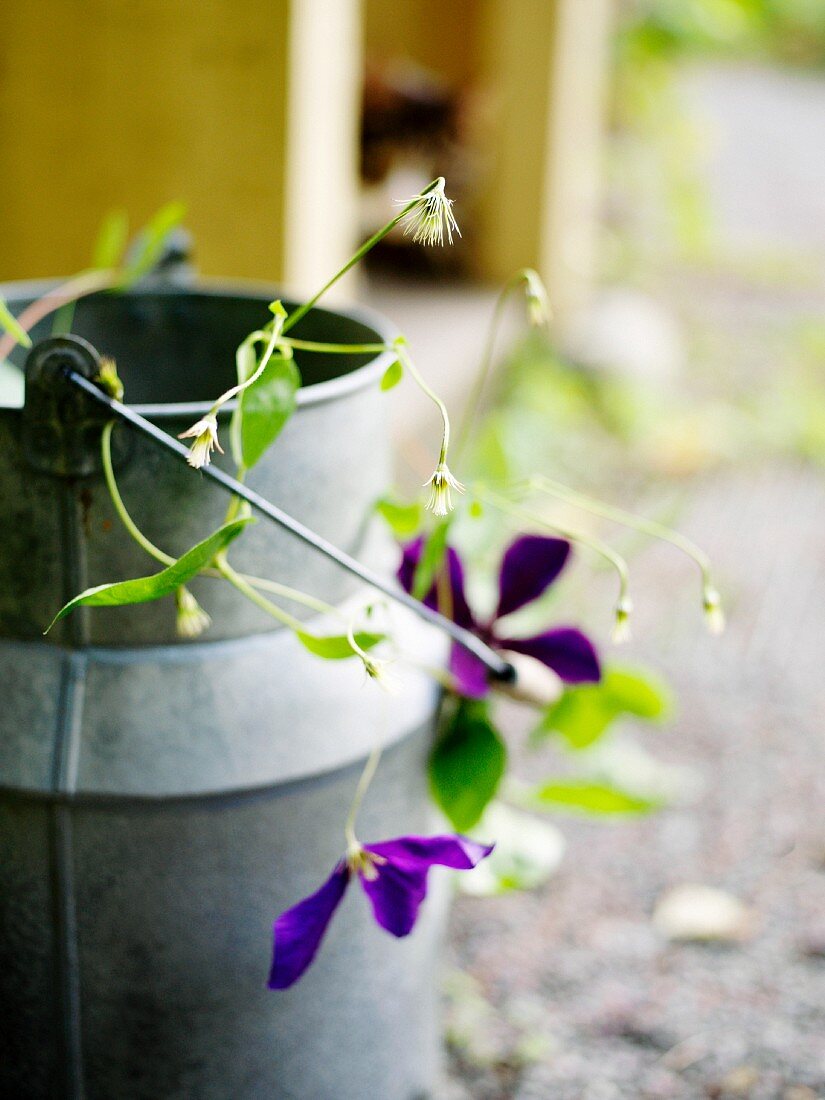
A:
[{"xmin": 0, "ymin": 276, "xmax": 400, "ymax": 417}]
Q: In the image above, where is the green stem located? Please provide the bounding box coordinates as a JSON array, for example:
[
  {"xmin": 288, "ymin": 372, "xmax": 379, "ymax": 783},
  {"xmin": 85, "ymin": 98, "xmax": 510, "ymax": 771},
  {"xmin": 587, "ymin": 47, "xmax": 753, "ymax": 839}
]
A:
[
  {"xmin": 477, "ymin": 484, "xmax": 631, "ymax": 608},
  {"xmin": 280, "ymin": 337, "xmax": 391, "ymax": 355},
  {"xmin": 395, "ymin": 341, "xmax": 451, "ymax": 462},
  {"xmin": 222, "ymin": 465, "xmax": 248, "ymax": 524},
  {"xmin": 101, "ymin": 421, "xmax": 174, "ymax": 566},
  {"xmin": 246, "ymin": 575, "xmax": 342, "ymax": 618},
  {"xmin": 282, "ymin": 179, "xmax": 442, "ymax": 335},
  {"xmin": 214, "ymin": 555, "xmax": 305, "ymax": 633},
  {"xmin": 344, "ymin": 741, "xmax": 384, "ymax": 851},
  {"xmin": 523, "ymin": 474, "xmax": 714, "ymax": 588},
  {"xmin": 103, "ymin": 422, "xmax": 339, "ymax": 616},
  {"xmin": 453, "ymin": 269, "xmax": 537, "ymax": 464},
  {"xmin": 209, "ymin": 323, "xmax": 281, "ymax": 417},
  {"xmin": 345, "ymin": 616, "xmax": 374, "ymax": 666}
]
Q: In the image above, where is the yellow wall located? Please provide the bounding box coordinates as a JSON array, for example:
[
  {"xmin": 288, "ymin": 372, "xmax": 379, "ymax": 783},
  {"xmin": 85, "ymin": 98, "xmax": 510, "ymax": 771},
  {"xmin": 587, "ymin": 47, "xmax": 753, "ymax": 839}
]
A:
[
  {"xmin": 0, "ymin": 0, "xmax": 361, "ymax": 289},
  {"xmin": 364, "ymin": 0, "xmax": 483, "ymax": 88},
  {"xmin": 1, "ymin": 0, "xmax": 612, "ymax": 322}
]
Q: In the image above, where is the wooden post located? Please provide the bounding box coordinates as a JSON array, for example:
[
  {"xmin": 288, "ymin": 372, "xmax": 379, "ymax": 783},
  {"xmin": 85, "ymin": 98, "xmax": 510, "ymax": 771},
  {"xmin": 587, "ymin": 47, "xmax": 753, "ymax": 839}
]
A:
[
  {"xmin": 476, "ymin": 0, "xmax": 614, "ymax": 325},
  {"xmin": 0, "ymin": 0, "xmax": 362, "ymax": 292}
]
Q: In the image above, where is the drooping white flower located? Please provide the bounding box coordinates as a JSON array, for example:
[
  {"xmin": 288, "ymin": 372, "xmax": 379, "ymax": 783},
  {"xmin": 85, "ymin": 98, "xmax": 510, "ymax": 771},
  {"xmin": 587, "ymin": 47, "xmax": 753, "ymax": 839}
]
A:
[
  {"xmin": 178, "ymin": 414, "xmax": 223, "ymax": 469},
  {"xmin": 702, "ymin": 585, "xmax": 725, "ymax": 635},
  {"xmin": 424, "ymin": 462, "xmax": 465, "ymax": 517},
  {"xmin": 362, "ymin": 655, "xmax": 400, "ymax": 694},
  {"xmin": 175, "ymin": 586, "xmax": 212, "ymax": 639},
  {"xmin": 523, "ymin": 270, "xmax": 551, "ymax": 327},
  {"xmin": 612, "ymin": 596, "xmax": 633, "ymax": 644},
  {"xmin": 397, "ymin": 177, "xmax": 461, "ymax": 247}
]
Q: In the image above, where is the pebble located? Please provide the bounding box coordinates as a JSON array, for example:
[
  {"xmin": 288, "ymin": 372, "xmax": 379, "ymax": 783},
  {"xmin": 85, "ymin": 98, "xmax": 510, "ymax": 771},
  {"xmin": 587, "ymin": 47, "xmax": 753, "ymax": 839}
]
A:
[{"xmin": 652, "ymin": 885, "xmax": 755, "ymax": 943}]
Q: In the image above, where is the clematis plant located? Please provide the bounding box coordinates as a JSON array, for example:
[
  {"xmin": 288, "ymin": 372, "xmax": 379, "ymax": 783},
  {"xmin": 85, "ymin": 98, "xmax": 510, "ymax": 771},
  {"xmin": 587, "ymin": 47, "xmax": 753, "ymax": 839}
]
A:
[
  {"xmin": 1, "ymin": 175, "xmax": 726, "ymax": 990},
  {"xmin": 398, "ymin": 534, "xmax": 601, "ymax": 700}
]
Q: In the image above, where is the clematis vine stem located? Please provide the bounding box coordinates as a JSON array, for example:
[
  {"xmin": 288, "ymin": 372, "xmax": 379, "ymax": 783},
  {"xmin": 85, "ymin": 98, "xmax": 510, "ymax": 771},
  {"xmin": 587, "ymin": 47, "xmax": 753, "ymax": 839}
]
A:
[
  {"xmin": 516, "ymin": 475, "xmax": 722, "ymax": 633},
  {"xmin": 101, "ymin": 420, "xmax": 173, "ymax": 566},
  {"xmin": 214, "ymin": 555, "xmax": 305, "ymax": 633},
  {"xmin": 454, "ymin": 268, "xmax": 551, "ymax": 464},
  {"xmin": 393, "ymin": 338, "xmax": 465, "ymax": 515},
  {"xmin": 279, "ymin": 337, "xmax": 391, "ymax": 355},
  {"xmin": 343, "ymin": 742, "xmax": 384, "ymax": 854},
  {"xmin": 477, "ymin": 484, "xmax": 632, "ymax": 629},
  {"xmin": 393, "ymin": 339, "xmax": 452, "ymax": 459},
  {"xmin": 282, "ymin": 178, "xmax": 448, "ymax": 336},
  {"xmin": 102, "ymin": 420, "xmax": 343, "ymax": 619}
]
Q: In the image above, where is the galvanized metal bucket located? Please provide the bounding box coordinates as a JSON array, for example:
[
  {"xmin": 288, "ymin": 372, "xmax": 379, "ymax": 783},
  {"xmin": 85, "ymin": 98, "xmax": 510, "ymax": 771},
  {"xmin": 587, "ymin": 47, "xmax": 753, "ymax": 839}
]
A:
[{"xmin": 0, "ymin": 278, "xmax": 446, "ymax": 1099}]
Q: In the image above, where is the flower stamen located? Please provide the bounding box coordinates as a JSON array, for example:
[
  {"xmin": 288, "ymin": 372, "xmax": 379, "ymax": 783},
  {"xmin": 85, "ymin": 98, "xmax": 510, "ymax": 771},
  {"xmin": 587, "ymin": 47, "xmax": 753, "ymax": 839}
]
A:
[{"xmin": 396, "ymin": 177, "xmax": 461, "ymax": 247}]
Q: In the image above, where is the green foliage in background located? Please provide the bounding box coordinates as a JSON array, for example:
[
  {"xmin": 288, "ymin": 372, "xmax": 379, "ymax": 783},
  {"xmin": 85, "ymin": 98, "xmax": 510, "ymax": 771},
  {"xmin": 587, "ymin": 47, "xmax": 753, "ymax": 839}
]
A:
[
  {"xmin": 613, "ymin": 1, "xmax": 825, "ymax": 266},
  {"xmin": 620, "ymin": 0, "xmax": 825, "ymax": 68},
  {"xmin": 534, "ymin": 665, "xmax": 673, "ymax": 750}
]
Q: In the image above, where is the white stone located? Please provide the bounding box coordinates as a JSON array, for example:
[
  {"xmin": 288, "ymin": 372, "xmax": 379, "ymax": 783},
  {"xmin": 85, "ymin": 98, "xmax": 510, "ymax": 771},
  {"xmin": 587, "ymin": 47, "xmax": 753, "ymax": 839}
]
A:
[{"xmin": 653, "ymin": 884, "xmax": 754, "ymax": 943}]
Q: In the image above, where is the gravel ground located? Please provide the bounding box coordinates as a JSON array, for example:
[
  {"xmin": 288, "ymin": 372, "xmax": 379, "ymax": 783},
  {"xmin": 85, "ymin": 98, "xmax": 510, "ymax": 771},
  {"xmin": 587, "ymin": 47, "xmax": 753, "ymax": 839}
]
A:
[
  {"xmin": 443, "ymin": 465, "xmax": 825, "ymax": 1100},
  {"xmin": 437, "ymin": 62, "xmax": 825, "ymax": 1100}
]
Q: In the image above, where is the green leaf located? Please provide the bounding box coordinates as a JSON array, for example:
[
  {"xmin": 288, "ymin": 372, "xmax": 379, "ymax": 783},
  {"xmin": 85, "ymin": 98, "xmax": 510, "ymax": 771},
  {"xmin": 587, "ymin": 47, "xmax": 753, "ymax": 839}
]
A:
[
  {"xmin": 602, "ymin": 667, "xmax": 672, "ymax": 719},
  {"xmin": 46, "ymin": 518, "xmax": 251, "ymax": 630},
  {"xmin": 92, "ymin": 209, "xmax": 130, "ymax": 269},
  {"xmin": 535, "ymin": 689, "xmax": 615, "ymax": 750},
  {"xmin": 120, "ymin": 201, "xmax": 187, "ymax": 286},
  {"xmin": 0, "ymin": 296, "xmax": 31, "ymax": 349},
  {"xmin": 380, "ymin": 359, "xmax": 403, "ymax": 391},
  {"xmin": 535, "ymin": 664, "xmax": 672, "ymax": 749},
  {"xmin": 530, "ymin": 779, "xmax": 661, "ymax": 816},
  {"xmin": 375, "ymin": 496, "xmax": 422, "ymax": 539},
  {"xmin": 229, "ymin": 333, "xmax": 263, "ymax": 465},
  {"xmin": 429, "ymin": 698, "xmax": 506, "ymax": 832},
  {"xmin": 296, "ymin": 631, "xmax": 384, "ymax": 659},
  {"xmin": 412, "ymin": 520, "xmax": 450, "ymax": 601},
  {"xmin": 238, "ymin": 352, "xmax": 300, "ymax": 469}
]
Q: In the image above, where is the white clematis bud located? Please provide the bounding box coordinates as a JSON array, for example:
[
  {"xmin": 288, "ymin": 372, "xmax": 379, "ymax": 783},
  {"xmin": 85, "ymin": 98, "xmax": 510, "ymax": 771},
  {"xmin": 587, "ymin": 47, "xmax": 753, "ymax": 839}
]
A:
[{"xmin": 175, "ymin": 586, "xmax": 212, "ymax": 639}]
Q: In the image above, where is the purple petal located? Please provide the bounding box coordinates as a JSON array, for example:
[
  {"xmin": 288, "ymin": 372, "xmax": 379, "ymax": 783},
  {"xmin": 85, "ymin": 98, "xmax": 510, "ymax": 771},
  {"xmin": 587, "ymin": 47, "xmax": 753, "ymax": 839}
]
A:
[
  {"xmin": 268, "ymin": 863, "xmax": 349, "ymax": 989},
  {"xmin": 495, "ymin": 535, "xmax": 571, "ymax": 620},
  {"xmin": 450, "ymin": 642, "xmax": 490, "ymax": 699},
  {"xmin": 397, "ymin": 538, "xmax": 475, "ymax": 629},
  {"xmin": 360, "ymin": 835, "xmax": 494, "ymax": 937},
  {"xmin": 498, "ymin": 627, "xmax": 601, "ymax": 684}
]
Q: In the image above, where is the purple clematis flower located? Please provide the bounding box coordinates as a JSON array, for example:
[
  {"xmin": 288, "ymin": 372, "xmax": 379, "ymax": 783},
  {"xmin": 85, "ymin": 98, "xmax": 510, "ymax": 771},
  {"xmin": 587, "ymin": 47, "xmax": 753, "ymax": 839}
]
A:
[
  {"xmin": 268, "ymin": 834, "xmax": 492, "ymax": 989},
  {"xmin": 398, "ymin": 534, "xmax": 601, "ymax": 698}
]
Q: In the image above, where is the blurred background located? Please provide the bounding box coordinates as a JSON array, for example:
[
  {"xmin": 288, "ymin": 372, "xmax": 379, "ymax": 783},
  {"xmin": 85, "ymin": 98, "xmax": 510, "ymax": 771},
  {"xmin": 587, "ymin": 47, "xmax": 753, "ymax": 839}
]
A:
[{"xmin": 2, "ymin": 1, "xmax": 823, "ymax": 1097}]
